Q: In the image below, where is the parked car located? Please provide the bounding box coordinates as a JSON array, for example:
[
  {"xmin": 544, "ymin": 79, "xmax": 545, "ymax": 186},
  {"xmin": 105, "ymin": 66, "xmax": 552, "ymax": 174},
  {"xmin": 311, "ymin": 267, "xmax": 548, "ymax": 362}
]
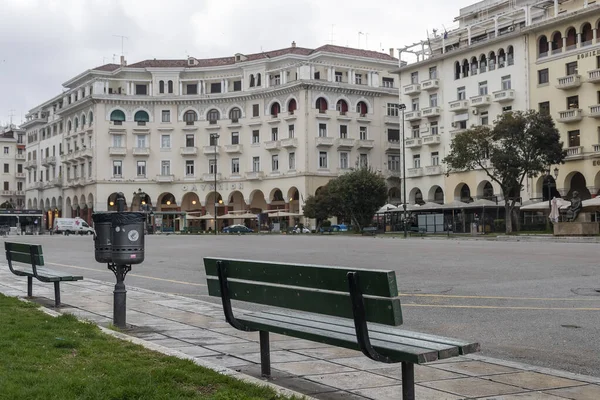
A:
[
  {"xmin": 222, "ymin": 224, "xmax": 253, "ymax": 234},
  {"xmin": 293, "ymin": 225, "xmax": 311, "ymax": 234},
  {"xmin": 53, "ymin": 217, "xmax": 95, "ymax": 235}
]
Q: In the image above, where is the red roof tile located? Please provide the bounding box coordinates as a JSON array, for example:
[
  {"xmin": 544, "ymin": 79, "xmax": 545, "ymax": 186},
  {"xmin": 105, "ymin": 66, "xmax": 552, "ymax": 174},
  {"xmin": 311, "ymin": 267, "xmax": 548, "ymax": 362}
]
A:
[{"xmin": 92, "ymin": 63, "xmax": 121, "ymax": 72}]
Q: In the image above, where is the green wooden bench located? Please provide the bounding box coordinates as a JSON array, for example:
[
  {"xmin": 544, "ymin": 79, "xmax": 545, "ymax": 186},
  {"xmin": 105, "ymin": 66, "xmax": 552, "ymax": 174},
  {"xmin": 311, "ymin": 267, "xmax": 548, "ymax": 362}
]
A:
[
  {"xmin": 5, "ymin": 242, "xmax": 83, "ymax": 307},
  {"xmin": 361, "ymin": 226, "xmax": 379, "ymax": 236},
  {"xmin": 204, "ymin": 257, "xmax": 479, "ymax": 400}
]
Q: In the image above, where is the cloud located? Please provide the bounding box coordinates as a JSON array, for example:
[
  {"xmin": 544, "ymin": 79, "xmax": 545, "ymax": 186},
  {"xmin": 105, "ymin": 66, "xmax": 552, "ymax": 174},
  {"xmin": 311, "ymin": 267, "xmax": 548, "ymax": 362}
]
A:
[{"xmin": 0, "ymin": 0, "xmax": 474, "ymax": 126}]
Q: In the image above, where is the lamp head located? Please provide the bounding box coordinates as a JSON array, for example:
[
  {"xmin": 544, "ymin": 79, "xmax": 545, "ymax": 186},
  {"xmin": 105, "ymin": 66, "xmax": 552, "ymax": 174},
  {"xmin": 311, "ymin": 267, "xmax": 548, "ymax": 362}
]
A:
[
  {"xmin": 218, "ymin": 199, "xmax": 223, "ymax": 204},
  {"xmin": 166, "ymin": 200, "xmax": 171, "ymax": 205},
  {"xmin": 109, "ymin": 201, "xmax": 114, "ymax": 206},
  {"xmin": 192, "ymin": 200, "xmax": 197, "ymax": 205},
  {"xmin": 141, "ymin": 200, "xmax": 146, "ymax": 205}
]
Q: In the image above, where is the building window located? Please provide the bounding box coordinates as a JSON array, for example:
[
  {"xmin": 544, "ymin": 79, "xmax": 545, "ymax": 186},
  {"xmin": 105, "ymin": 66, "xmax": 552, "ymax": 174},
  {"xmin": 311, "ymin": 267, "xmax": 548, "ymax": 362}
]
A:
[
  {"xmin": 252, "ymin": 130, "xmax": 260, "ymax": 144},
  {"xmin": 17, "ymin": 164, "xmax": 22, "ymax": 173},
  {"xmin": 252, "ymin": 157, "xmax": 260, "ymax": 172},
  {"xmin": 457, "ymin": 86, "xmax": 466, "ymax": 100},
  {"xmin": 288, "ymin": 125, "xmax": 295, "ymax": 138},
  {"xmin": 567, "ymin": 95, "xmax": 579, "ymax": 109},
  {"xmin": 162, "ymin": 110, "xmax": 170, "ymax": 122},
  {"xmin": 359, "ymin": 126, "xmax": 367, "ymax": 140},
  {"xmin": 289, "ymin": 152, "xmax": 295, "ymax": 170},
  {"xmin": 271, "ymin": 128, "xmax": 278, "ymax": 141},
  {"xmin": 387, "ymin": 103, "xmax": 400, "ymax": 116},
  {"xmin": 186, "ymin": 84, "xmax": 198, "ymax": 95},
  {"xmin": 319, "ymin": 123, "xmax": 327, "ymax": 137},
  {"xmin": 229, "ymin": 107, "xmax": 242, "ymax": 122},
  {"xmin": 413, "ymin": 154, "xmax": 421, "ymax": 168},
  {"xmin": 568, "ymin": 130, "xmax": 580, "ymax": 147},
  {"xmin": 112, "ymin": 135, "xmax": 123, "ymax": 148},
  {"xmin": 185, "ymin": 160, "xmax": 195, "ymax": 176},
  {"xmin": 359, "ymin": 153, "xmax": 368, "ymax": 167},
  {"xmin": 209, "ymin": 159, "xmax": 217, "ymax": 174},
  {"xmin": 410, "ymin": 71, "xmax": 418, "ymax": 84},
  {"xmin": 160, "ymin": 160, "xmax": 170, "ymax": 175},
  {"xmin": 501, "ymin": 75, "xmax": 511, "ymax": 90},
  {"xmin": 272, "ymin": 154, "xmax": 279, "ymax": 171},
  {"xmin": 112, "ymin": 161, "xmax": 122, "ymax": 177},
  {"xmin": 411, "ymin": 98, "xmax": 419, "ymax": 111},
  {"xmin": 183, "ymin": 110, "xmax": 197, "ymax": 124},
  {"xmin": 411, "ymin": 125, "xmax": 420, "ymax": 139},
  {"xmin": 430, "ymin": 121, "xmax": 439, "ymax": 135},
  {"xmin": 210, "ymin": 82, "xmax": 222, "ymax": 93},
  {"xmin": 137, "ymin": 135, "xmax": 147, "ymax": 148},
  {"xmin": 233, "ymin": 81, "xmax": 242, "ymax": 91},
  {"xmin": 209, "ymin": 134, "xmax": 219, "ymax": 146},
  {"xmin": 566, "ymin": 61, "xmax": 578, "ymax": 76},
  {"xmin": 159, "ymin": 80, "xmax": 165, "ymax": 93},
  {"xmin": 2, "ymin": 164, "xmax": 8, "ymax": 173},
  {"xmin": 478, "ymin": 81, "xmax": 488, "ymax": 95},
  {"xmin": 538, "ymin": 69, "xmax": 549, "ymax": 85},
  {"xmin": 185, "ymin": 134, "xmax": 195, "ymax": 147},
  {"xmin": 388, "ymin": 129, "xmax": 400, "ymax": 142},
  {"xmin": 339, "ymin": 152, "xmax": 349, "ymax": 169},
  {"xmin": 539, "ymin": 102, "xmax": 550, "ymax": 115},
  {"xmin": 319, "ymin": 151, "xmax": 328, "ymax": 169},
  {"xmin": 207, "ymin": 109, "xmax": 220, "ymax": 123},
  {"xmin": 429, "ymin": 94, "xmax": 438, "ymax": 107},
  {"xmin": 161, "ymin": 135, "xmax": 171, "ymax": 149},
  {"xmin": 3, "ymin": 182, "xmax": 8, "ymax": 191},
  {"xmin": 388, "ymin": 155, "xmax": 400, "ymax": 171},
  {"xmin": 135, "ymin": 84, "xmax": 147, "ymax": 95},
  {"xmin": 481, "ymin": 111, "xmax": 489, "ymax": 125},
  {"xmin": 231, "ymin": 158, "xmax": 240, "ymax": 174},
  {"xmin": 252, "ymin": 104, "xmax": 260, "ymax": 117},
  {"xmin": 429, "ymin": 66, "xmax": 437, "ymax": 79},
  {"xmin": 339, "ymin": 125, "xmax": 348, "ymax": 139},
  {"xmin": 502, "ymin": 106, "xmax": 512, "ymax": 113},
  {"xmin": 431, "ymin": 151, "xmax": 439, "ymax": 166},
  {"xmin": 168, "ymin": 80, "xmax": 173, "ymax": 93},
  {"xmin": 231, "ymin": 132, "xmax": 239, "ymax": 145},
  {"xmin": 335, "ymin": 72, "xmax": 343, "ymax": 82},
  {"xmin": 3, "ymin": 147, "xmax": 8, "ymax": 154},
  {"xmin": 137, "ymin": 161, "xmax": 146, "ymax": 177},
  {"xmin": 355, "ymin": 74, "xmax": 362, "ymax": 84}
]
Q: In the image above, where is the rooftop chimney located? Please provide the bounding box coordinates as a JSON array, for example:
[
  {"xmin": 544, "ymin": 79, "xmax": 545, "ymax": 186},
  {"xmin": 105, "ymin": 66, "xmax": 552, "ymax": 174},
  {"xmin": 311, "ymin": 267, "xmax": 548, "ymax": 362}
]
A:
[
  {"xmin": 389, "ymin": 48, "xmax": 394, "ymax": 57},
  {"xmin": 120, "ymin": 55, "xmax": 127, "ymax": 66},
  {"xmin": 291, "ymin": 41, "xmax": 296, "ymax": 48}
]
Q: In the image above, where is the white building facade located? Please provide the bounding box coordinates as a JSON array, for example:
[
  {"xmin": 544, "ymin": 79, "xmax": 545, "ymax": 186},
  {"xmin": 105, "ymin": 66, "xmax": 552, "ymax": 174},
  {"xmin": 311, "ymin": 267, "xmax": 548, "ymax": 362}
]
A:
[
  {"xmin": 0, "ymin": 125, "xmax": 26, "ymax": 209},
  {"xmin": 23, "ymin": 44, "xmax": 401, "ymax": 231}
]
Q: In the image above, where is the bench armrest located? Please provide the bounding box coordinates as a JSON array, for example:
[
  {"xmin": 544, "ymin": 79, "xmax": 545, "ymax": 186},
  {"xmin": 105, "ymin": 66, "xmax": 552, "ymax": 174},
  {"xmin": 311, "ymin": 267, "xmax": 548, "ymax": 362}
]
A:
[{"xmin": 216, "ymin": 260, "xmax": 257, "ymax": 332}]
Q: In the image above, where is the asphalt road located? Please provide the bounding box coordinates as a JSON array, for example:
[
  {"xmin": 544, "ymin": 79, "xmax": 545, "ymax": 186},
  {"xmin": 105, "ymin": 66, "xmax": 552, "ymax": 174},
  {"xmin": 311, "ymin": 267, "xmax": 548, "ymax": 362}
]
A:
[{"xmin": 4, "ymin": 234, "xmax": 600, "ymax": 377}]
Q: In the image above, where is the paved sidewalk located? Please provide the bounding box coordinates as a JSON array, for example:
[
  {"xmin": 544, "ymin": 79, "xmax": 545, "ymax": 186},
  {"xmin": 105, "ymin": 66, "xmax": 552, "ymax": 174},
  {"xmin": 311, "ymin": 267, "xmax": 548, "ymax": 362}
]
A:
[{"xmin": 1, "ymin": 269, "xmax": 599, "ymax": 400}]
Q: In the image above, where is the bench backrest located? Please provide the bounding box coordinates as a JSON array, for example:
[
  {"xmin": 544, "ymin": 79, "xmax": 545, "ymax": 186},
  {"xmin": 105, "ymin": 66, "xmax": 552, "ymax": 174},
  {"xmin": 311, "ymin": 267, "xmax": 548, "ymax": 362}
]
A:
[
  {"xmin": 204, "ymin": 257, "xmax": 403, "ymax": 326},
  {"xmin": 5, "ymin": 242, "xmax": 44, "ymax": 266}
]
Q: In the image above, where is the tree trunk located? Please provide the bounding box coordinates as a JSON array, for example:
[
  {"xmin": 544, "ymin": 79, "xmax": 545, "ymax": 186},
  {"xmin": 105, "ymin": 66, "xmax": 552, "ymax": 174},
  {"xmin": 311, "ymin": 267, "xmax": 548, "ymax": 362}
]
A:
[{"xmin": 505, "ymin": 203, "xmax": 514, "ymax": 234}]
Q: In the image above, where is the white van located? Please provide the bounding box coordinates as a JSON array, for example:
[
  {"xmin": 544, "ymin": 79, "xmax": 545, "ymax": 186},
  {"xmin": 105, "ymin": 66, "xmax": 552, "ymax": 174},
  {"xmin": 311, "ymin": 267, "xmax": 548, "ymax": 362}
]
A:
[{"xmin": 53, "ymin": 217, "xmax": 95, "ymax": 235}]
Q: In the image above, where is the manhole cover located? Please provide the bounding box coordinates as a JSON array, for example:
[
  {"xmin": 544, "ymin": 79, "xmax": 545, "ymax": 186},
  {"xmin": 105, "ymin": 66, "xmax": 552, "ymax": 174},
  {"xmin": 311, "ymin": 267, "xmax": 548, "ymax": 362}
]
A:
[{"xmin": 571, "ymin": 288, "xmax": 600, "ymax": 297}]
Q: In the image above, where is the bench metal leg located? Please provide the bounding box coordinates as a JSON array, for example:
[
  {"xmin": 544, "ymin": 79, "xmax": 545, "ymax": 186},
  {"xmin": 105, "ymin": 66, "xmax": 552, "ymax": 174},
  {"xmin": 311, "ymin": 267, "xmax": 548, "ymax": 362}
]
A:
[
  {"xmin": 401, "ymin": 362, "xmax": 415, "ymax": 400},
  {"xmin": 27, "ymin": 276, "xmax": 33, "ymax": 297},
  {"xmin": 54, "ymin": 282, "xmax": 61, "ymax": 307},
  {"xmin": 259, "ymin": 331, "xmax": 271, "ymax": 378}
]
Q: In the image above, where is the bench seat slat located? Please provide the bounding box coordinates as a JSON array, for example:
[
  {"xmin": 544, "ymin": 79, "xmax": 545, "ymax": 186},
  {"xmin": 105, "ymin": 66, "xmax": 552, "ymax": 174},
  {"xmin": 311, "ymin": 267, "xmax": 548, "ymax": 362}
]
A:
[
  {"xmin": 206, "ymin": 277, "xmax": 402, "ymax": 326},
  {"xmin": 238, "ymin": 313, "xmax": 438, "ymax": 364},
  {"xmin": 9, "ymin": 267, "xmax": 83, "ymax": 282},
  {"xmin": 247, "ymin": 310, "xmax": 460, "ymax": 359},
  {"xmin": 204, "ymin": 257, "xmax": 398, "ymax": 297},
  {"xmin": 6, "ymin": 251, "xmax": 45, "ymax": 266},
  {"xmin": 265, "ymin": 309, "xmax": 480, "ymax": 356}
]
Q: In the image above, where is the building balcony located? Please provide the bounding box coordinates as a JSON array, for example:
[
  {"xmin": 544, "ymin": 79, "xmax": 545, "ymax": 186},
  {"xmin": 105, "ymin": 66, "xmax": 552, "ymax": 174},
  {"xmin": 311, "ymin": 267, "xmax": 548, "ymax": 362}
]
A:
[
  {"xmin": 315, "ymin": 137, "xmax": 335, "ymax": 147},
  {"xmin": 383, "ymin": 169, "xmax": 402, "ymax": 179},
  {"xmin": 75, "ymin": 148, "xmax": 92, "ymax": 160},
  {"xmin": 357, "ymin": 139, "xmax": 374, "ymax": 149},
  {"xmin": 109, "ymin": 147, "xmax": 127, "ymax": 156},
  {"xmin": 557, "ymin": 109, "xmax": 583, "ymax": 123},
  {"xmin": 336, "ymin": 138, "xmax": 355, "ymax": 149},
  {"xmin": 493, "ymin": 89, "xmax": 515, "ymax": 103},
  {"xmin": 281, "ymin": 138, "xmax": 298, "ymax": 148},
  {"xmin": 224, "ymin": 144, "xmax": 243, "ymax": 153},
  {"xmin": 108, "ymin": 125, "xmax": 127, "ymax": 135},
  {"xmin": 403, "ymin": 83, "xmax": 421, "ymax": 95},
  {"xmin": 384, "ymin": 115, "xmax": 400, "ymax": 125},
  {"xmin": 407, "ymin": 167, "xmax": 424, "ymax": 178},
  {"xmin": 132, "ymin": 147, "xmax": 150, "ymax": 156},
  {"xmin": 556, "ymin": 74, "xmax": 581, "ymax": 90},
  {"xmin": 267, "ymin": 116, "xmax": 281, "ymax": 124},
  {"xmin": 424, "ymin": 165, "xmax": 443, "ymax": 176},
  {"xmin": 448, "ymin": 99, "xmax": 469, "ymax": 112},
  {"xmin": 205, "ymin": 123, "xmax": 221, "ymax": 131},
  {"xmin": 52, "ymin": 178, "xmax": 63, "ymax": 187},
  {"xmin": 227, "ymin": 120, "xmax": 242, "ymax": 129},
  {"xmin": 24, "ymin": 160, "xmax": 36, "ymax": 170},
  {"xmin": 180, "ymin": 146, "xmax": 198, "ymax": 156},
  {"xmin": 405, "ymin": 138, "xmax": 422, "ymax": 148},
  {"xmin": 32, "ymin": 182, "xmax": 43, "ymax": 190},
  {"xmin": 336, "ymin": 111, "xmax": 352, "ymax": 121},
  {"xmin": 357, "ymin": 113, "xmax": 372, "ymax": 123},
  {"xmin": 1, "ymin": 190, "xmax": 14, "ymax": 196},
  {"xmin": 404, "ymin": 110, "xmax": 421, "ymax": 121},
  {"xmin": 248, "ymin": 118, "xmax": 263, "ymax": 126},
  {"xmin": 283, "ymin": 111, "xmax": 297, "ymax": 121},
  {"xmin": 14, "ymin": 190, "xmax": 25, "ymax": 197},
  {"xmin": 420, "ymin": 78, "xmax": 439, "ymax": 91},
  {"xmin": 264, "ymin": 140, "xmax": 281, "ymax": 151},
  {"xmin": 245, "ymin": 171, "xmax": 264, "ymax": 180},
  {"xmin": 565, "ymin": 146, "xmax": 583, "ymax": 160},
  {"xmin": 589, "ymin": 105, "xmax": 600, "ymax": 118},
  {"xmin": 592, "ymin": 144, "xmax": 600, "ymax": 156},
  {"xmin": 316, "ymin": 110, "xmax": 332, "ymax": 119},
  {"xmin": 385, "ymin": 141, "xmax": 400, "ymax": 153},
  {"xmin": 422, "ymin": 134, "xmax": 441, "ymax": 146},
  {"xmin": 15, "ymin": 154, "xmax": 25, "ymax": 160},
  {"xmin": 450, "ymin": 128, "xmax": 467, "ymax": 138},
  {"xmin": 15, "ymin": 172, "xmax": 25, "ymax": 179},
  {"xmin": 421, "ymin": 106, "xmax": 441, "ymax": 118},
  {"xmin": 202, "ymin": 173, "xmax": 222, "ymax": 182},
  {"xmin": 203, "ymin": 145, "xmax": 221, "ymax": 155},
  {"xmin": 470, "ymin": 94, "xmax": 491, "ymax": 108},
  {"xmin": 156, "ymin": 174, "xmax": 174, "ymax": 183},
  {"xmin": 40, "ymin": 156, "xmax": 53, "ymax": 167},
  {"xmin": 588, "ymin": 69, "xmax": 600, "ymax": 84}
]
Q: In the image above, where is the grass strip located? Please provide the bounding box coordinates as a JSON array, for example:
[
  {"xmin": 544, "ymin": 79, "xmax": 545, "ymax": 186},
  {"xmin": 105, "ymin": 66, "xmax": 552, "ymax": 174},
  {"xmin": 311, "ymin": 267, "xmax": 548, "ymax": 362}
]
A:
[{"xmin": 0, "ymin": 294, "xmax": 295, "ymax": 400}]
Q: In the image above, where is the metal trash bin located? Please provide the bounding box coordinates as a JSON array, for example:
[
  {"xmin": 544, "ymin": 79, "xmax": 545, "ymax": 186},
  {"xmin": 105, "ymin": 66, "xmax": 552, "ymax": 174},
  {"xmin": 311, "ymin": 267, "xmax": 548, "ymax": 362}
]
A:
[
  {"xmin": 111, "ymin": 212, "xmax": 145, "ymax": 264},
  {"xmin": 92, "ymin": 212, "xmax": 113, "ymax": 263}
]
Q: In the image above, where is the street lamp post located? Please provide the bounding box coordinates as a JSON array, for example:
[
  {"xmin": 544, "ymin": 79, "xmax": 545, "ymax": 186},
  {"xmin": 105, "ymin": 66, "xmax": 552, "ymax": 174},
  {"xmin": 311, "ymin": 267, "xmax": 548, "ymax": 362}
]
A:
[
  {"xmin": 398, "ymin": 104, "xmax": 407, "ymax": 238},
  {"xmin": 210, "ymin": 133, "xmax": 220, "ymax": 235}
]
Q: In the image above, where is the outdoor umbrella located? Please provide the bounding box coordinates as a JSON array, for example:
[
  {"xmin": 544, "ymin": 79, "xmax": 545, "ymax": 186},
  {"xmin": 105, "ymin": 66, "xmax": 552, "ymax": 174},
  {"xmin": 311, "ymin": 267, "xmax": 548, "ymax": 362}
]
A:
[
  {"xmin": 377, "ymin": 204, "xmax": 398, "ymax": 213},
  {"xmin": 267, "ymin": 210, "xmax": 302, "ymax": 218}
]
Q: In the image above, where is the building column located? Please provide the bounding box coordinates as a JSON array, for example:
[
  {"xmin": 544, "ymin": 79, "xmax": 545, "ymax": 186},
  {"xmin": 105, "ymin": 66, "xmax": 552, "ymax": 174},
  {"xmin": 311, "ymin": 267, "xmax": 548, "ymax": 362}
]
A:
[
  {"xmin": 200, "ymin": 81, "xmax": 205, "ymax": 94},
  {"xmin": 179, "ymin": 81, "xmax": 183, "ymax": 94},
  {"xmin": 593, "ymin": 28, "xmax": 598, "ymax": 43},
  {"xmin": 282, "ymin": 70, "xmax": 287, "ymax": 84},
  {"xmin": 562, "ymin": 36, "xmax": 567, "ymax": 49},
  {"xmin": 577, "ymin": 32, "xmax": 582, "ymax": 48},
  {"xmin": 467, "ymin": 26, "xmax": 472, "ymax": 46},
  {"xmin": 349, "ymin": 69, "xmax": 354, "ymax": 84},
  {"xmin": 367, "ymin": 72, "xmax": 372, "ymax": 87},
  {"xmin": 265, "ymin": 74, "xmax": 270, "ymax": 88},
  {"xmin": 327, "ymin": 67, "xmax": 332, "ymax": 82},
  {"xmin": 149, "ymin": 81, "xmax": 153, "ymax": 95}
]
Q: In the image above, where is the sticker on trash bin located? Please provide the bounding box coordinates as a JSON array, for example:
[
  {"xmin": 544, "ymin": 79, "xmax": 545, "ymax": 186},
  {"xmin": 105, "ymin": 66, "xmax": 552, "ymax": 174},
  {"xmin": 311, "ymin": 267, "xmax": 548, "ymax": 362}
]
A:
[{"xmin": 127, "ymin": 230, "xmax": 139, "ymax": 242}]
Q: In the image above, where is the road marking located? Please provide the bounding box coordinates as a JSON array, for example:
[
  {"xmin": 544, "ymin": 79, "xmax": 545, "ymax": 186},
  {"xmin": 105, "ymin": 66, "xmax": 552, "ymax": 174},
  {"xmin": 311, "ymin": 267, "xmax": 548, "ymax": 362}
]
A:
[
  {"xmin": 46, "ymin": 262, "xmax": 207, "ymax": 287},
  {"xmin": 399, "ymin": 293, "xmax": 600, "ymax": 302},
  {"xmin": 404, "ymin": 304, "xmax": 600, "ymax": 311}
]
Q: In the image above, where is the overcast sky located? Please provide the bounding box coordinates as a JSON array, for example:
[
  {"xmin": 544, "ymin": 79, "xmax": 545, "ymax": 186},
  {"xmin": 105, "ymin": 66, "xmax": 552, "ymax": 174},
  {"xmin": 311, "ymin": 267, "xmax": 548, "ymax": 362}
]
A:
[{"xmin": 0, "ymin": 0, "xmax": 475, "ymax": 126}]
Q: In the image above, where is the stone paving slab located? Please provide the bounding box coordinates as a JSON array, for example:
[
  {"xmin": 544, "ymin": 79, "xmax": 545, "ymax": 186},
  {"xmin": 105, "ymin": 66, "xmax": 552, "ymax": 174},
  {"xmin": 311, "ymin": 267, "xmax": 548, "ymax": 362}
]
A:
[{"xmin": 2, "ymin": 268, "xmax": 600, "ymax": 400}]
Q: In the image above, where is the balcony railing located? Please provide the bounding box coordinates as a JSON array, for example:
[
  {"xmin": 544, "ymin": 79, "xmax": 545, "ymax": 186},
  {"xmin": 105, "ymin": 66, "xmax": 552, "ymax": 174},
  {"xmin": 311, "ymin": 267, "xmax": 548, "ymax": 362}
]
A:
[
  {"xmin": 470, "ymin": 94, "xmax": 491, "ymax": 108},
  {"xmin": 15, "ymin": 190, "xmax": 25, "ymax": 197},
  {"xmin": 1, "ymin": 190, "xmax": 14, "ymax": 196},
  {"xmin": 407, "ymin": 167, "xmax": 423, "ymax": 178},
  {"xmin": 245, "ymin": 171, "xmax": 264, "ymax": 180},
  {"xmin": 592, "ymin": 144, "xmax": 600, "ymax": 154},
  {"xmin": 448, "ymin": 99, "xmax": 469, "ymax": 112},
  {"xmin": 420, "ymin": 78, "xmax": 439, "ymax": 91},
  {"xmin": 224, "ymin": 144, "xmax": 243, "ymax": 153},
  {"xmin": 15, "ymin": 172, "xmax": 25, "ymax": 179},
  {"xmin": 589, "ymin": 105, "xmax": 600, "ymax": 118},
  {"xmin": 493, "ymin": 89, "xmax": 515, "ymax": 103},
  {"xmin": 281, "ymin": 138, "xmax": 298, "ymax": 148},
  {"xmin": 315, "ymin": 137, "xmax": 335, "ymax": 147},
  {"xmin": 405, "ymin": 138, "xmax": 422, "ymax": 148},
  {"xmin": 565, "ymin": 146, "xmax": 583, "ymax": 159},
  {"xmin": 421, "ymin": 106, "xmax": 441, "ymax": 118},
  {"xmin": 357, "ymin": 140, "xmax": 374, "ymax": 149},
  {"xmin": 180, "ymin": 146, "xmax": 198, "ymax": 156},
  {"xmin": 425, "ymin": 165, "xmax": 443, "ymax": 176},
  {"xmin": 403, "ymin": 83, "xmax": 421, "ymax": 95},
  {"xmin": 264, "ymin": 140, "xmax": 281, "ymax": 151},
  {"xmin": 15, "ymin": 154, "xmax": 25, "ymax": 160},
  {"xmin": 422, "ymin": 135, "xmax": 441, "ymax": 146},
  {"xmin": 109, "ymin": 147, "xmax": 127, "ymax": 156},
  {"xmin": 404, "ymin": 110, "xmax": 421, "ymax": 121},
  {"xmin": 588, "ymin": 69, "xmax": 600, "ymax": 83},
  {"xmin": 203, "ymin": 145, "xmax": 221, "ymax": 155},
  {"xmin": 385, "ymin": 141, "xmax": 401, "ymax": 152},
  {"xmin": 132, "ymin": 147, "xmax": 150, "ymax": 156},
  {"xmin": 450, "ymin": 128, "xmax": 466, "ymax": 138},
  {"xmin": 202, "ymin": 173, "xmax": 222, "ymax": 182},
  {"xmin": 156, "ymin": 174, "xmax": 174, "ymax": 182},
  {"xmin": 24, "ymin": 160, "xmax": 37, "ymax": 169},
  {"xmin": 336, "ymin": 138, "xmax": 355, "ymax": 149},
  {"xmin": 557, "ymin": 109, "xmax": 583, "ymax": 123},
  {"xmin": 556, "ymin": 74, "xmax": 581, "ymax": 90}
]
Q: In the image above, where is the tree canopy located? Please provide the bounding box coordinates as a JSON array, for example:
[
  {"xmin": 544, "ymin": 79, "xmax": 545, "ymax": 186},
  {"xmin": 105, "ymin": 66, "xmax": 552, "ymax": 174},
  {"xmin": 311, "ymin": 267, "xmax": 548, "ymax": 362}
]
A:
[
  {"xmin": 443, "ymin": 110, "xmax": 565, "ymax": 233},
  {"xmin": 303, "ymin": 166, "xmax": 388, "ymax": 231}
]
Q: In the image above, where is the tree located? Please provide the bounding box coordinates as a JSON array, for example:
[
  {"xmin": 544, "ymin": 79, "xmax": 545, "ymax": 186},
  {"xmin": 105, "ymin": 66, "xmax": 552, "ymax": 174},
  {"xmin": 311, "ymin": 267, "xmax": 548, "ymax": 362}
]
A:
[
  {"xmin": 303, "ymin": 166, "xmax": 388, "ymax": 231},
  {"xmin": 443, "ymin": 110, "xmax": 566, "ymax": 233}
]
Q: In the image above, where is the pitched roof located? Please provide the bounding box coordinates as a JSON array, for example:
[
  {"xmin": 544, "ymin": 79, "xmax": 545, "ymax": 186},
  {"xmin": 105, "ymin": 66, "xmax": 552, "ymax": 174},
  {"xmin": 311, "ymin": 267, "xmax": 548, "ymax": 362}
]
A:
[{"xmin": 92, "ymin": 45, "xmax": 396, "ymax": 72}]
